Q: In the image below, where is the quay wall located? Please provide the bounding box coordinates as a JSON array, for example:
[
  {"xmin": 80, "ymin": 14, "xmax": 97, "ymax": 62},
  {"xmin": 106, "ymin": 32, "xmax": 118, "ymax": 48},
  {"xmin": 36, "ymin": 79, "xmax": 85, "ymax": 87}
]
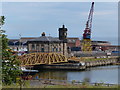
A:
[
  {"xmin": 32, "ymin": 58, "xmax": 118, "ymax": 71},
  {"xmin": 33, "ymin": 64, "xmax": 86, "ymax": 70},
  {"xmin": 84, "ymin": 58, "xmax": 118, "ymax": 67}
]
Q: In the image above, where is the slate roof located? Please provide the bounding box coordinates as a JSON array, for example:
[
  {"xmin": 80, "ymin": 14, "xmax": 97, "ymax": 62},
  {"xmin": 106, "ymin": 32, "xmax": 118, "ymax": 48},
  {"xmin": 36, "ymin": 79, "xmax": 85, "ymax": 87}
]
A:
[
  {"xmin": 8, "ymin": 39, "xmax": 27, "ymax": 46},
  {"xmin": 27, "ymin": 36, "xmax": 62, "ymax": 43},
  {"xmin": 91, "ymin": 41, "xmax": 110, "ymax": 43}
]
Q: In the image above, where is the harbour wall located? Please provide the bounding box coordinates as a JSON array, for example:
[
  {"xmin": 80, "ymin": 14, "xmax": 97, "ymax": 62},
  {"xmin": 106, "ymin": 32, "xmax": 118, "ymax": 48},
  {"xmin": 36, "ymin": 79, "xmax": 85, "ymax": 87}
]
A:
[
  {"xmin": 32, "ymin": 58, "xmax": 118, "ymax": 71},
  {"xmin": 84, "ymin": 58, "xmax": 118, "ymax": 67}
]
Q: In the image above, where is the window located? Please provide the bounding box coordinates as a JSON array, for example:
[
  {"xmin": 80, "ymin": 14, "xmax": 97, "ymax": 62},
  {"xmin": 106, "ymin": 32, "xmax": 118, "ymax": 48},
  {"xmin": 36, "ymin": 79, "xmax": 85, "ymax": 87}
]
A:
[
  {"xmin": 32, "ymin": 44, "xmax": 35, "ymax": 50},
  {"xmin": 64, "ymin": 32, "xmax": 67, "ymax": 36},
  {"xmin": 72, "ymin": 40, "xmax": 75, "ymax": 42},
  {"xmin": 36, "ymin": 44, "xmax": 39, "ymax": 51},
  {"xmin": 56, "ymin": 48, "xmax": 58, "ymax": 52},
  {"xmin": 41, "ymin": 48, "xmax": 44, "ymax": 52},
  {"xmin": 68, "ymin": 39, "xmax": 71, "ymax": 42},
  {"xmin": 41, "ymin": 44, "xmax": 44, "ymax": 52},
  {"xmin": 17, "ymin": 47, "xmax": 19, "ymax": 51},
  {"xmin": 52, "ymin": 48, "xmax": 54, "ymax": 52},
  {"xmin": 59, "ymin": 48, "xmax": 61, "ymax": 52}
]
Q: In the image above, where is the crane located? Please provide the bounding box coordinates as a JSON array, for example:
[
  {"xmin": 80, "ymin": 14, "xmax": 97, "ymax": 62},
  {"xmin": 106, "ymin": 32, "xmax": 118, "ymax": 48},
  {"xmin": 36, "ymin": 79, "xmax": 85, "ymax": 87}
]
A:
[{"xmin": 82, "ymin": 2, "xmax": 94, "ymax": 52}]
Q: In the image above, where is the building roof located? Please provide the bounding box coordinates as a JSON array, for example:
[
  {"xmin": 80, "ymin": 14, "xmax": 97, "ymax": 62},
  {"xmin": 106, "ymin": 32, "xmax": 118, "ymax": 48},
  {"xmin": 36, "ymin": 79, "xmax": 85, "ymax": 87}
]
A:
[
  {"xmin": 27, "ymin": 36, "xmax": 62, "ymax": 43},
  {"xmin": 20, "ymin": 37, "xmax": 37, "ymax": 39},
  {"xmin": 67, "ymin": 37, "xmax": 80, "ymax": 43},
  {"xmin": 8, "ymin": 39, "xmax": 27, "ymax": 46},
  {"xmin": 91, "ymin": 40, "xmax": 110, "ymax": 43},
  {"xmin": 67, "ymin": 37, "xmax": 79, "ymax": 39},
  {"xmin": 8, "ymin": 39, "xmax": 19, "ymax": 41}
]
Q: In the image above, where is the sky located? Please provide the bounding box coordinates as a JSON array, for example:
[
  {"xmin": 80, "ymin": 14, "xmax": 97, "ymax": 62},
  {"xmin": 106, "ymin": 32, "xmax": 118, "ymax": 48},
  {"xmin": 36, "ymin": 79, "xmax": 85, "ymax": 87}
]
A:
[{"xmin": 1, "ymin": 2, "xmax": 118, "ymax": 45}]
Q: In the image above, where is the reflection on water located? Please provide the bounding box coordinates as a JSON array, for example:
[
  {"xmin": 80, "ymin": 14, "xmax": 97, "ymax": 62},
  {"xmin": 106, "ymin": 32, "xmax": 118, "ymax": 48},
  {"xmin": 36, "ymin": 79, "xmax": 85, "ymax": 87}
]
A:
[
  {"xmin": 34, "ymin": 70, "xmax": 67, "ymax": 80},
  {"xmin": 32, "ymin": 65, "xmax": 118, "ymax": 84}
]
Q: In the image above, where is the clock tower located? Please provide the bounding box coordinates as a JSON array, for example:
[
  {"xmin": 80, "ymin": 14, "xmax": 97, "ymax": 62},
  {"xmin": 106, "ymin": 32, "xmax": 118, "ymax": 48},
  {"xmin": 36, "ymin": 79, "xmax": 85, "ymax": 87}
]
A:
[
  {"xmin": 58, "ymin": 25, "xmax": 68, "ymax": 42},
  {"xmin": 58, "ymin": 25, "xmax": 68, "ymax": 57}
]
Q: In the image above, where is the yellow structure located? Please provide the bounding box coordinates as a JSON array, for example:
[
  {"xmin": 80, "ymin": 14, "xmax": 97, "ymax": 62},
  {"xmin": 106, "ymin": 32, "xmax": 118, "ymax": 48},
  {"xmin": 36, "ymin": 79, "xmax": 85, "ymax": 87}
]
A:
[
  {"xmin": 81, "ymin": 39, "xmax": 92, "ymax": 52},
  {"xmin": 18, "ymin": 53, "xmax": 68, "ymax": 66}
]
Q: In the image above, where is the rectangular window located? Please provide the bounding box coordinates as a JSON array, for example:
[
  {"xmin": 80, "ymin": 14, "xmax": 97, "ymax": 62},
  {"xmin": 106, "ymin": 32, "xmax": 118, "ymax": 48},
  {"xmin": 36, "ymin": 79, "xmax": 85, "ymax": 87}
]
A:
[
  {"xmin": 56, "ymin": 48, "xmax": 58, "ymax": 52},
  {"xmin": 52, "ymin": 48, "xmax": 54, "ymax": 52},
  {"xmin": 32, "ymin": 44, "xmax": 35, "ymax": 50},
  {"xmin": 41, "ymin": 48, "xmax": 44, "ymax": 52},
  {"xmin": 36, "ymin": 45, "xmax": 39, "ymax": 51},
  {"xmin": 59, "ymin": 48, "xmax": 61, "ymax": 52}
]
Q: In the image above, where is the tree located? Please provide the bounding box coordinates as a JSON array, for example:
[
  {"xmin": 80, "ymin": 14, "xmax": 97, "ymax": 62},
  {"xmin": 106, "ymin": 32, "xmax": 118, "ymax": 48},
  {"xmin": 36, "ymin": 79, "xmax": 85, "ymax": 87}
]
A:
[
  {"xmin": 0, "ymin": 16, "xmax": 5, "ymax": 26},
  {"xmin": 0, "ymin": 16, "xmax": 22, "ymax": 85}
]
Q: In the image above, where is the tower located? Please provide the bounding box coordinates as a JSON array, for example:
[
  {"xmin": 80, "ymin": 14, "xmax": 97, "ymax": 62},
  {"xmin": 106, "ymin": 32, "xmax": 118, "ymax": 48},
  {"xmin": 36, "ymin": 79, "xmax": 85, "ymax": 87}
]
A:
[
  {"xmin": 58, "ymin": 25, "xmax": 67, "ymax": 42},
  {"xmin": 58, "ymin": 25, "xmax": 68, "ymax": 57}
]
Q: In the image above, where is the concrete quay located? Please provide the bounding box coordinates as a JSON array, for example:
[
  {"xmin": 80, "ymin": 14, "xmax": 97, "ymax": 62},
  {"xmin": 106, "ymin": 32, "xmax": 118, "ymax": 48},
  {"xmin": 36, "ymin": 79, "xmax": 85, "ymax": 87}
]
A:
[
  {"xmin": 33, "ymin": 63, "xmax": 86, "ymax": 71},
  {"xmin": 85, "ymin": 58, "xmax": 118, "ymax": 67},
  {"xmin": 32, "ymin": 58, "xmax": 118, "ymax": 71}
]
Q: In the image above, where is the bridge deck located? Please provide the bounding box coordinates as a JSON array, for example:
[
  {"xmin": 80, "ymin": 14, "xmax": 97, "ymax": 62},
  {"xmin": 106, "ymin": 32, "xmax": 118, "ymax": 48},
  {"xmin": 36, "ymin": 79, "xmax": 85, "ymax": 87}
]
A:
[{"xmin": 18, "ymin": 53, "xmax": 68, "ymax": 66}]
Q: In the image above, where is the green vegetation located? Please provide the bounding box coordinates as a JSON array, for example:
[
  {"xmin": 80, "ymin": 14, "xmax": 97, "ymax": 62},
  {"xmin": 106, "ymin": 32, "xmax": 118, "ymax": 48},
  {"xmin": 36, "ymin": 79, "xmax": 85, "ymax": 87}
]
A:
[
  {"xmin": 82, "ymin": 58, "xmax": 111, "ymax": 62},
  {"xmin": 0, "ymin": 16, "xmax": 22, "ymax": 85},
  {"xmin": 2, "ymin": 82, "xmax": 118, "ymax": 88},
  {"xmin": 44, "ymin": 84, "xmax": 118, "ymax": 88},
  {"xmin": 2, "ymin": 79, "xmax": 119, "ymax": 88}
]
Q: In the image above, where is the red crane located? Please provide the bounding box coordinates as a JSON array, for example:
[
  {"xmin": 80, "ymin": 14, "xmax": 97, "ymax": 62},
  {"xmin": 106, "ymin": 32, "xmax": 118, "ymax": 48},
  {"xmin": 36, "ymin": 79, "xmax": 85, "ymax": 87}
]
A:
[
  {"xmin": 82, "ymin": 2, "xmax": 94, "ymax": 52},
  {"xmin": 83, "ymin": 2, "xmax": 94, "ymax": 39}
]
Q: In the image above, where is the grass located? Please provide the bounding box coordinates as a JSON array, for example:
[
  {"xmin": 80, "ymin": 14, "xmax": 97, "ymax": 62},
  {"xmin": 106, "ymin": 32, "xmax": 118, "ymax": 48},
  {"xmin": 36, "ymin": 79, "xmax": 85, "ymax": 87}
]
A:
[
  {"xmin": 70, "ymin": 56, "xmax": 116, "ymax": 62},
  {"xmin": 81, "ymin": 58, "xmax": 112, "ymax": 62},
  {"xmin": 3, "ymin": 85, "xmax": 118, "ymax": 88},
  {"xmin": 2, "ymin": 82, "xmax": 119, "ymax": 88}
]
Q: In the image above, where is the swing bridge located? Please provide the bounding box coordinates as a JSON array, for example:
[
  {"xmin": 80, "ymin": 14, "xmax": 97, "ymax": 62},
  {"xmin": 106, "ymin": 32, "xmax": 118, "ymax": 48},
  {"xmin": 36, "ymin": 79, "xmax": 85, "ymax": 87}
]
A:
[{"xmin": 18, "ymin": 53, "xmax": 68, "ymax": 66}]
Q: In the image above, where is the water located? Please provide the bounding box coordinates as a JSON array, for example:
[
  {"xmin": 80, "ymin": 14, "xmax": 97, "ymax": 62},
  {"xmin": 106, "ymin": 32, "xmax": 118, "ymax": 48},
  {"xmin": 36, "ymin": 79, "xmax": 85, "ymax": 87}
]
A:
[{"xmin": 32, "ymin": 65, "xmax": 119, "ymax": 84}]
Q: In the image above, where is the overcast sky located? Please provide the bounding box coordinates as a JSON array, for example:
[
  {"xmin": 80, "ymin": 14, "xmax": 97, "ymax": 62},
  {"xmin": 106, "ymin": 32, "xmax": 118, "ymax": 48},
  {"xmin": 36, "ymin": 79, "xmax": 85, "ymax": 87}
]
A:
[{"xmin": 2, "ymin": 2, "xmax": 118, "ymax": 45}]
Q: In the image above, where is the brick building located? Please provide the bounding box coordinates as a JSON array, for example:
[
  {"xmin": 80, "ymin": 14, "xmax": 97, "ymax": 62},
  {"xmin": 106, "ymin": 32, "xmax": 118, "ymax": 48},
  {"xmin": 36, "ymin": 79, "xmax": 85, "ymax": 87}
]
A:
[{"xmin": 67, "ymin": 38, "xmax": 80, "ymax": 47}]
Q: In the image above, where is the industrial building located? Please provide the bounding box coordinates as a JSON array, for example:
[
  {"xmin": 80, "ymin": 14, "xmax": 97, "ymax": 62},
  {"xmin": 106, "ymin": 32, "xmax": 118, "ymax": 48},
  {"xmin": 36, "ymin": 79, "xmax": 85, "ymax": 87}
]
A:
[
  {"xmin": 8, "ymin": 32, "xmax": 116, "ymax": 54},
  {"xmin": 7, "ymin": 2, "xmax": 117, "ymax": 56},
  {"xmin": 8, "ymin": 24, "xmax": 117, "ymax": 55}
]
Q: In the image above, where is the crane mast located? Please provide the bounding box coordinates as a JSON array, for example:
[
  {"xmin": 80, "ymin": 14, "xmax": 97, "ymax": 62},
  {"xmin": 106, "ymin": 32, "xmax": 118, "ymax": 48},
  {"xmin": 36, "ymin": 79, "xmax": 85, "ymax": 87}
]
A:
[
  {"xmin": 82, "ymin": 2, "xmax": 94, "ymax": 52},
  {"xmin": 86, "ymin": 2, "xmax": 94, "ymax": 30}
]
